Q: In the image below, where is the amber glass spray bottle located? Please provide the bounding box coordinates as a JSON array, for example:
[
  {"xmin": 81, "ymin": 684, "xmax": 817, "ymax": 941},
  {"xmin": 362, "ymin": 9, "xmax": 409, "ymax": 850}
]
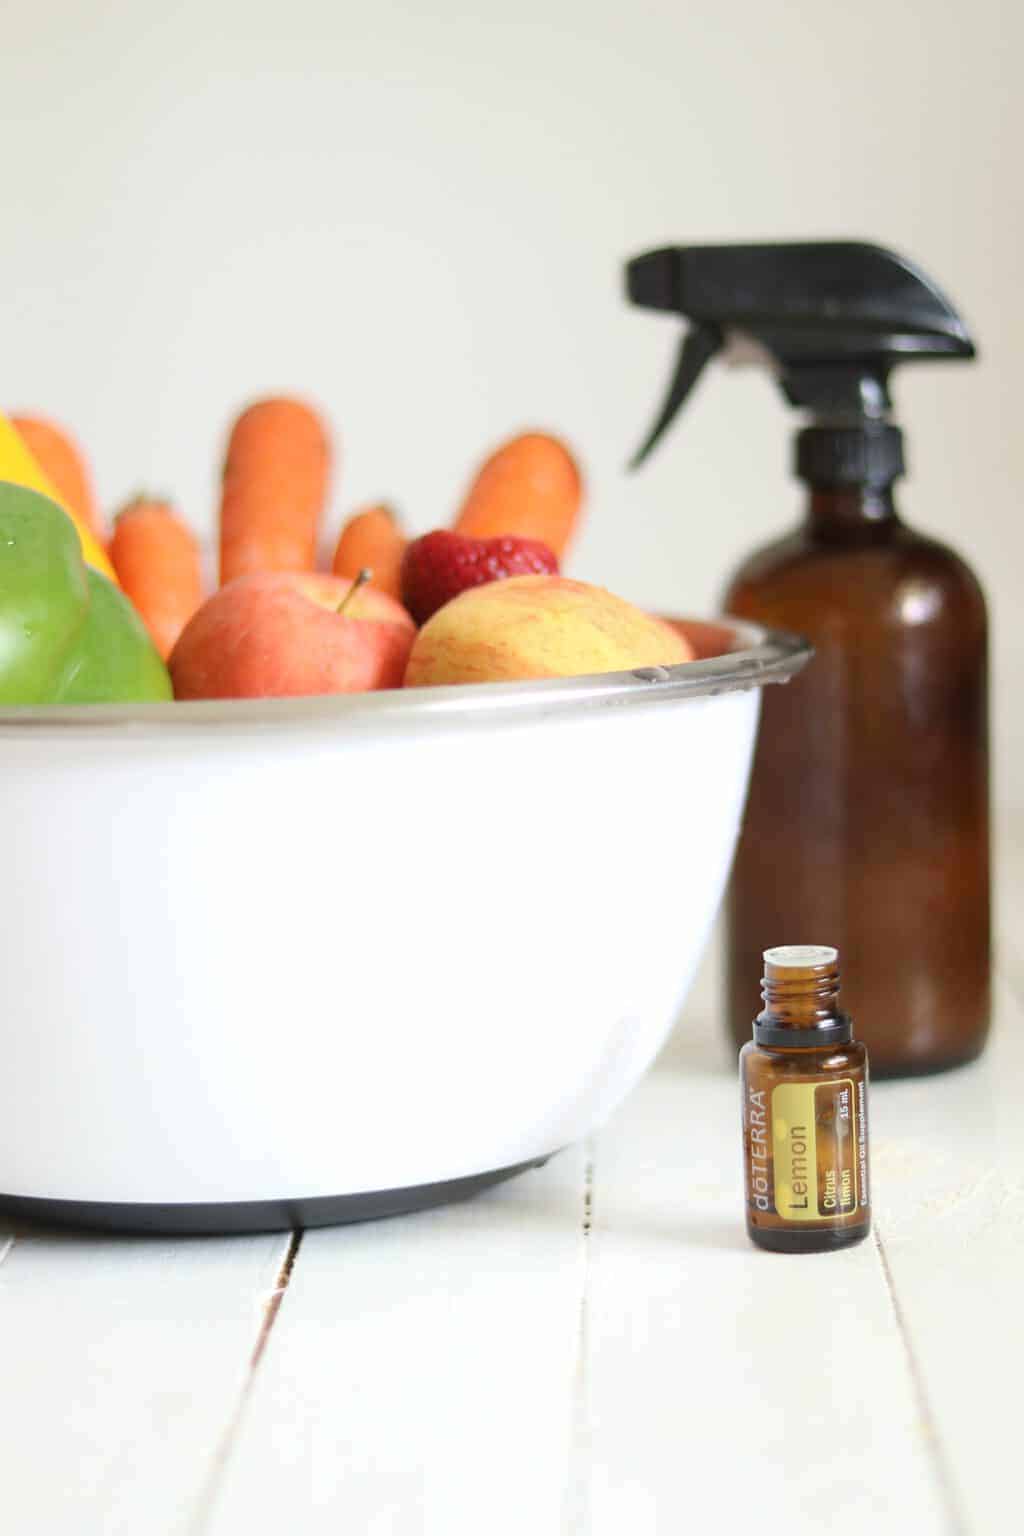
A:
[
  {"xmin": 741, "ymin": 946, "xmax": 870, "ymax": 1254},
  {"xmin": 626, "ymin": 242, "xmax": 989, "ymax": 1077}
]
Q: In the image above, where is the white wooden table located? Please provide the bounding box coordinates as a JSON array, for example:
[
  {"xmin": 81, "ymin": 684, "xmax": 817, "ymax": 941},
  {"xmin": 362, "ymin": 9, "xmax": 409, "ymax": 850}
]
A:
[{"xmin": 2, "ymin": 826, "xmax": 1019, "ymax": 1536}]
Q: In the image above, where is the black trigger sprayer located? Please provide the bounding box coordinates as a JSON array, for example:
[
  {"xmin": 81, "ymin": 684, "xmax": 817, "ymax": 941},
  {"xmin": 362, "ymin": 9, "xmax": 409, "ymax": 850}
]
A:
[
  {"xmin": 626, "ymin": 241, "xmax": 974, "ymax": 471},
  {"xmin": 624, "ymin": 241, "xmax": 989, "ymax": 1078}
]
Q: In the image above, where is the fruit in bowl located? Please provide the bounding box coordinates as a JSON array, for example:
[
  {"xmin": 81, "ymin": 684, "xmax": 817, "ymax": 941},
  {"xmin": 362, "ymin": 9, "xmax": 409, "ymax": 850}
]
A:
[
  {"xmin": 453, "ymin": 431, "xmax": 583, "ymax": 559},
  {"xmin": 404, "ymin": 574, "xmax": 694, "ymax": 687},
  {"xmin": 0, "ymin": 482, "xmax": 171, "ymax": 706},
  {"xmin": 170, "ymin": 571, "xmax": 416, "ymax": 700},
  {"xmin": 4, "ymin": 403, "xmax": 696, "ymax": 705},
  {"xmin": 400, "ymin": 529, "xmax": 560, "ymax": 625}
]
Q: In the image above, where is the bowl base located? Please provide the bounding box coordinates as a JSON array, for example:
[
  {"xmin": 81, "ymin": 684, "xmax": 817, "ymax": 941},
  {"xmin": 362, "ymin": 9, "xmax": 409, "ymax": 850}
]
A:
[{"xmin": 0, "ymin": 1156, "xmax": 553, "ymax": 1237}]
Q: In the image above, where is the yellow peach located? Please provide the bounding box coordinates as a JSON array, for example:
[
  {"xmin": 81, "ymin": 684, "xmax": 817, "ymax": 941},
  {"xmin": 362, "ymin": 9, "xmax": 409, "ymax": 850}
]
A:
[{"xmin": 403, "ymin": 575, "xmax": 693, "ymax": 687}]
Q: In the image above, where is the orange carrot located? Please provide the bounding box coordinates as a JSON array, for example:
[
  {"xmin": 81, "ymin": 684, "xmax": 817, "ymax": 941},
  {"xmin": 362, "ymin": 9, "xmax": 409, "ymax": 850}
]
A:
[
  {"xmin": 10, "ymin": 413, "xmax": 104, "ymax": 540},
  {"xmin": 109, "ymin": 497, "xmax": 204, "ymax": 660},
  {"xmin": 332, "ymin": 503, "xmax": 406, "ymax": 601},
  {"xmin": 219, "ymin": 398, "xmax": 330, "ymax": 585},
  {"xmin": 453, "ymin": 431, "xmax": 583, "ymax": 560}
]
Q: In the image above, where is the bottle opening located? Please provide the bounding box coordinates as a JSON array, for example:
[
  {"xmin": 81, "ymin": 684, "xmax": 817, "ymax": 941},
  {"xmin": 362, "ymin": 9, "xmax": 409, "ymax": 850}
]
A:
[
  {"xmin": 763, "ymin": 945, "xmax": 838, "ymax": 969},
  {"xmin": 755, "ymin": 943, "xmax": 849, "ymax": 1046}
]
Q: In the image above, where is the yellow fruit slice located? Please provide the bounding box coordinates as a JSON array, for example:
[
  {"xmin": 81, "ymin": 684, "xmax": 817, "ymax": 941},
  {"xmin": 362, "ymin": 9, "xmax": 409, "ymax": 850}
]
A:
[{"xmin": 0, "ymin": 411, "xmax": 116, "ymax": 581}]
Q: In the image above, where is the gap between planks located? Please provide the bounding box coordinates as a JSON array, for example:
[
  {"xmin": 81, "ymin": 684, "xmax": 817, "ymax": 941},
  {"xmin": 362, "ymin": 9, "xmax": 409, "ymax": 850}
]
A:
[
  {"xmin": 251, "ymin": 1229, "xmax": 303, "ymax": 1368},
  {"xmin": 190, "ymin": 1228, "xmax": 304, "ymax": 1535},
  {"xmin": 872, "ymin": 1226, "xmax": 968, "ymax": 1536},
  {"xmin": 564, "ymin": 1146, "xmax": 595, "ymax": 1536}
]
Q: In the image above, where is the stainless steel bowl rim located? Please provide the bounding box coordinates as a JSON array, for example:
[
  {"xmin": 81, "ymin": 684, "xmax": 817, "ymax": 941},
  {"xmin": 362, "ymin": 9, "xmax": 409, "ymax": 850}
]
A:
[{"xmin": 0, "ymin": 617, "xmax": 811, "ymax": 736}]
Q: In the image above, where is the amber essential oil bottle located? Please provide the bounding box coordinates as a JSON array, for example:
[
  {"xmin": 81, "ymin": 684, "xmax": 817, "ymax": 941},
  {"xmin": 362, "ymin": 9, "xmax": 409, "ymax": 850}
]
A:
[{"xmin": 741, "ymin": 946, "xmax": 870, "ymax": 1254}]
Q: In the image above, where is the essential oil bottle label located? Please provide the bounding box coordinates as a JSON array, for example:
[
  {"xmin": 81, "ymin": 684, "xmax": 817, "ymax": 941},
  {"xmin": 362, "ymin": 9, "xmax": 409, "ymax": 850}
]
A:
[{"xmin": 771, "ymin": 1079, "xmax": 862, "ymax": 1222}]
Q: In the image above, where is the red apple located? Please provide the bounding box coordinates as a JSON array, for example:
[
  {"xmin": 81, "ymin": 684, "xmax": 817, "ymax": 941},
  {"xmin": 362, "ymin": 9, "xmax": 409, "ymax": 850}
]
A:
[{"xmin": 169, "ymin": 572, "xmax": 416, "ymax": 700}]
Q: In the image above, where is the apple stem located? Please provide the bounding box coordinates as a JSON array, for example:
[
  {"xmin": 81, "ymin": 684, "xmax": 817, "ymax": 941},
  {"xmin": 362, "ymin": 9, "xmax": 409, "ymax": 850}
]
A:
[{"xmin": 337, "ymin": 567, "xmax": 373, "ymax": 616}]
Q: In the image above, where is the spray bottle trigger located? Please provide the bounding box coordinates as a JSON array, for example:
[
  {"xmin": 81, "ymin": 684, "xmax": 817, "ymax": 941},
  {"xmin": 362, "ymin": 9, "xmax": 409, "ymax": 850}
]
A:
[{"xmin": 629, "ymin": 323, "xmax": 724, "ymax": 470}]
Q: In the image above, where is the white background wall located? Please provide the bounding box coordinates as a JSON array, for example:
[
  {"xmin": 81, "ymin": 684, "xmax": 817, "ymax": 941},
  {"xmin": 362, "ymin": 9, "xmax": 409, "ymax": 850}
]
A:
[{"xmin": 5, "ymin": 0, "xmax": 1021, "ymax": 802}]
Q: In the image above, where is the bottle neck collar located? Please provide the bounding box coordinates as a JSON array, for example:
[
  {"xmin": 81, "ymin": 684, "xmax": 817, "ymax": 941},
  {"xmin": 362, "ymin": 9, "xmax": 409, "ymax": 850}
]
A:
[
  {"xmin": 805, "ymin": 484, "xmax": 899, "ymax": 536},
  {"xmin": 754, "ymin": 1014, "xmax": 853, "ymax": 1050},
  {"xmin": 795, "ymin": 421, "xmax": 904, "ymax": 503}
]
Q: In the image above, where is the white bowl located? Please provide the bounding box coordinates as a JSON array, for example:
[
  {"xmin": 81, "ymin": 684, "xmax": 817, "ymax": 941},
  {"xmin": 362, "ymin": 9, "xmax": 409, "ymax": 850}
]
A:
[{"xmin": 0, "ymin": 617, "xmax": 809, "ymax": 1233}]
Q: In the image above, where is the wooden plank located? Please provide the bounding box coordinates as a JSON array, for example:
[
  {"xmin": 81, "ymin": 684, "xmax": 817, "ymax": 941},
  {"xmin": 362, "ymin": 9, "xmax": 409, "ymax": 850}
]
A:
[
  {"xmin": 584, "ymin": 1025, "xmax": 950, "ymax": 1534},
  {"xmin": 870, "ymin": 972, "xmax": 1024, "ymax": 1536},
  {"xmin": 205, "ymin": 1147, "xmax": 588, "ymax": 1535},
  {"xmin": 0, "ymin": 1226, "xmax": 290, "ymax": 1535}
]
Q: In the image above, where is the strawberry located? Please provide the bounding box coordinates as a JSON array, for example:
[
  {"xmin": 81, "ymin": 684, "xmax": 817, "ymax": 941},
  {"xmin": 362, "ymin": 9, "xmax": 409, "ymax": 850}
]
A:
[{"xmin": 400, "ymin": 529, "xmax": 559, "ymax": 625}]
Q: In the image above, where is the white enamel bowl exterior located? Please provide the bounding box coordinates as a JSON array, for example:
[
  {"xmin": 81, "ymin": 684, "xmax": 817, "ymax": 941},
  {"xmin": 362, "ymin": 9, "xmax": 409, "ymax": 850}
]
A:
[{"xmin": 0, "ymin": 621, "xmax": 807, "ymax": 1207}]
